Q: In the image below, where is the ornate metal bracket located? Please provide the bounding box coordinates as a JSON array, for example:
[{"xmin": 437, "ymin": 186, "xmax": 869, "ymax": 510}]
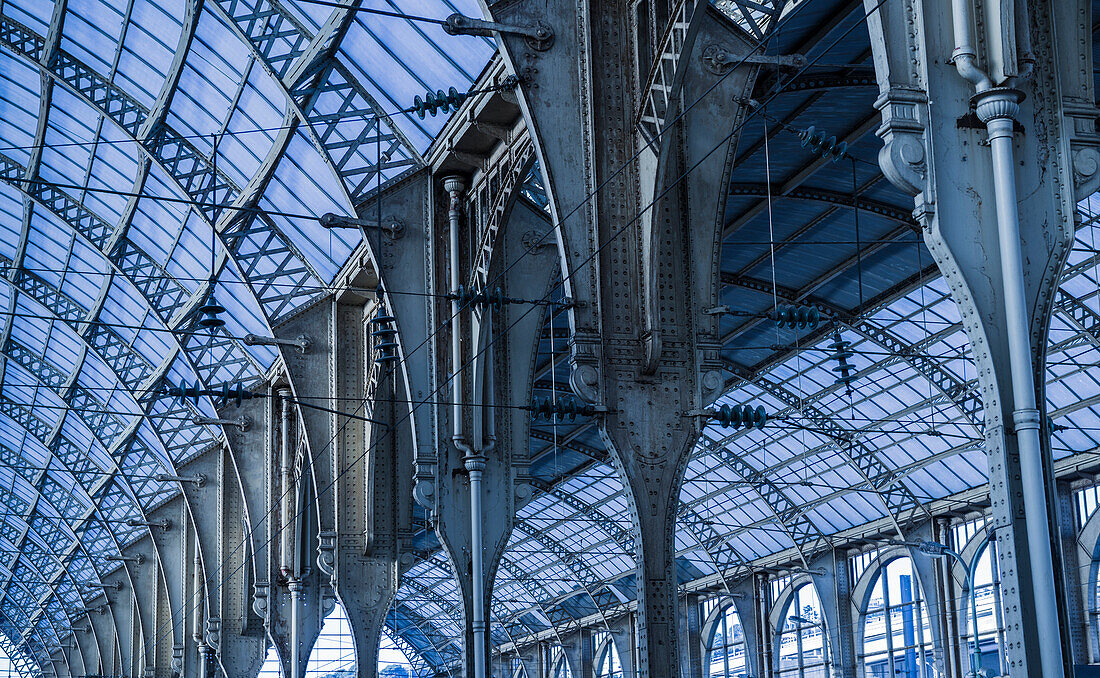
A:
[{"xmin": 874, "ymin": 87, "xmax": 929, "ymax": 199}]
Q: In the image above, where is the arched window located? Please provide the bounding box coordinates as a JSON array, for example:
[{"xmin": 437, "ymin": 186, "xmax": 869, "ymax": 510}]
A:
[
  {"xmin": 967, "ymin": 539, "xmax": 1006, "ymax": 677},
  {"xmin": 777, "ymin": 583, "xmax": 830, "ymax": 678},
  {"xmin": 255, "ymin": 602, "xmax": 420, "ymax": 678},
  {"xmin": 705, "ymin": 601, "xmax": 747, "ymax": 678},
  {"xmin": 378, "ymin": 630, "xmax": 419, "ymax": 677},
  {"xmin": 861, "ymin": 557, "xmax": 935, "ymax": 677},
  {"xmin": 551, "ymin": 645, "xmax": 572, "ymax": 678},
  {"xmin": 595, "ymin": 632, "xmax": 622, "ymax": 678}
]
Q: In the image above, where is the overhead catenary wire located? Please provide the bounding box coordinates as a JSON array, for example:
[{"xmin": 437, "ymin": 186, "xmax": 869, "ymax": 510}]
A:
[
  {"xmin": 0, "ymin": 0, "xmax": 1056, "ymax": 660},
  {"xmin": 121, "ymin": 0, "xmax": 879, "ymax": 650}
]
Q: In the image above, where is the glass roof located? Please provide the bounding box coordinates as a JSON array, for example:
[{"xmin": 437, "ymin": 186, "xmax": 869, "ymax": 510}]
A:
[
  {"xmin": 0, "ymin": 0, "xmax": 1091, "ymax": 673},
  {"xmin": 0, "ymin": 0, "xmax": 494, "ymax": 670},
  {"xmin": 386, "ymin": 184, "xmax": 1100, "ymax": 672}
]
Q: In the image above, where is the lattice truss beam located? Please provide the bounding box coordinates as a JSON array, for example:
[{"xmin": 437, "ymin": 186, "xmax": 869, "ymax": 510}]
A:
[{"xmin": 0, "ymin": 3, "xmax": 274, "ymax": 662}]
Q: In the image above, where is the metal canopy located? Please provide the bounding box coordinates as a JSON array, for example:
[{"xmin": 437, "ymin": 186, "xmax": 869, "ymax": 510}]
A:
[
  {"xmin": 0, "ymin": 0, "xmax": 1093, "ymax": 674},
  {"xmin": 0, "ymin": 0, "xmax": 492, "ymax": 671}
]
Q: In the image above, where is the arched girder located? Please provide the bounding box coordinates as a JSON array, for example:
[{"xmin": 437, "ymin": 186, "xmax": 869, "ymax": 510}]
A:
[
  {"xmin": 676, "ymin": 503, "xmax": 752, "ymax": 582},
  {"xmin": 387, "ymin": 581, "xmax": 464, "ymax": 673},
  {"xmin": 205, "ymin": 0, "xmax": 421, "ymax": 203},
  {"xmin": 530, "ymin": 423, "xmax": 818, "ymax": 606},
  {"xmin": 1054, "ymin": 287, "xmax": 1100, "ymax": 350},
  {"xmin": 381, "ymin": 622, "xmax": 441, "ymax": 678},
  {"xmin": 526, "ymin": 479, "xmax": 634, "ymax": 555},
  {"xmin": 389, "ymin": 601, "xmax": 462, "ymax": 675},
  {"xmin": 509, "ymin": 523, "xmax": 616, "ymax": 631},
  {"xmin": 494, "ymin": 555, "xmax": 570, "ymax": 644},
  {"xmin": 0, "ymin": 149, "xmax": 262, "ymax": 397},
  {"xmin": 697, "ymin": 435, "xmax": 826, "ymax": 565},
  {"xmin": 0, "ymin": 157, "xmax": 241, "ymax": 464},
  {"xmin": 719, "ymin": 273, "xmax": 984, "ymax": 428},
  {"xmin": 725, "ymin": 182, "xmax": 919, "ymax": 228},
  {"xmin": 0, "ymin": 14, "xmax": 326, "ymax": 332},
  {"xmin": 0, "ymin": 461, "xmax": 145, "ymax": 673},
  {"xmin": 736, "ymin": 372, "xmax": 929, "ymax": 533},
  {"xmin": 0, "ymin": 331, "xmax": 203, "ymax": 669},
  {"xmin": 0, "ymin": 255, "xmax": 207, "ymax": 501},
  {"xmin": 845, "ymin": 318, "xmax": 983, "ymax": 427},
  {"xmin": 110, "ymin": 0, "xmax": 200, "ymax": 245}
]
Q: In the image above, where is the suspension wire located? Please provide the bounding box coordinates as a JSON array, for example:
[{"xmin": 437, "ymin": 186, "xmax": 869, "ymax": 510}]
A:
[{"xmin": 0, "ymin": 0, "xmax": 954, "ymax": 659}]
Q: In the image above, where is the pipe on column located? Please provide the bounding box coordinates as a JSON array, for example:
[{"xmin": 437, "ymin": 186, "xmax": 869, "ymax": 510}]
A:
[
  {"xmin": 278, "ymin": 387, "xmax": 294, "ymax": 577},
  {"xmin": 278, "ymin": 387, "xmax": 302, "ymax": 678},
  {"xmin": 977, "ymin": 89, "xmax": 1064, "ymax": 676},
  {"xmin": 289, "ymin": 578, "xmax": 303, "ymax": 678},
  {"xmin": 442, "ymin": 175, "xmax": 488, "ymax": 678},
  {"xmin": 192, "ymin": 546, "xmax": 208, "ymax": 678},
  {"xmin": 949, "ymin": 2, "xmax": 1064, "ymax": 675}
]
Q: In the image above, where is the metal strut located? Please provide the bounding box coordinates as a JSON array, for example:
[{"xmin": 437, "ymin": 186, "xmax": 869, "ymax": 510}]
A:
[
  {"xmin": 319, "ymin": 212, "xmax": 405, "ymax": 239},
  {"xmin": 244, "ymin": 333, "xmax": 312, "ymax": 353},
  {"xmin": 193, "ymin": 415, "xmax": 250, "ymax": 431},
  {"xmin": 443, "ymin": 13, "xmax": 554, "ymax": 51}
]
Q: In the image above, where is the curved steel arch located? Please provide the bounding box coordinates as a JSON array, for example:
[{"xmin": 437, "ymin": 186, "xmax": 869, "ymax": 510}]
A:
[
  {"xmin": 743, "ymin": 373, "xmax": 929, "ymax": 533},
  {"xmin": 0, "ymin": 13, "xmax": 325, "ymax": 333},
  {"xmin": 388, "ymin": 601, "xmax": 462, "ymax": 676},
  {"xmin": 719, "ymin": 274, "xmax": 984, "ymax": 429},
  {"xmin": 699, "ymin": 435, "xmax": 828, "ymax": 566},
  {"xmin": 726, "ymin": 182, "xmax": 919, "ymax": 228},
  {"xmin": 206, "ymin": 0, "xmax": 422, "ymax": 204}
]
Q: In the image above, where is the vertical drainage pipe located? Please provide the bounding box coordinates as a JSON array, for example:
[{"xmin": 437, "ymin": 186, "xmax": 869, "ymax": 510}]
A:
[
  {"xmin": 949, "ymin": 1, "xmax": 1064, "ymax": 674},
  {"xmin": 442, "ymin": 175, "xmax": 487, "ymax": 678},
  {"xmin": 975, "ymin": 87, "xmax": 1064, "ymax": 677},
  {"xmin": 279, "ymin": 388, "xmax": 293, "ymax": 577},
  {"xmin": 193, "ymin": 547, "xmax": 208, "ymax": 678},
  {"xmin": 278, "ymin": 388, "xmax": 301, "ymax": 678},
  {"xmin": 288, "ymin": 578, "xmax": 302, "ymax": 678}
]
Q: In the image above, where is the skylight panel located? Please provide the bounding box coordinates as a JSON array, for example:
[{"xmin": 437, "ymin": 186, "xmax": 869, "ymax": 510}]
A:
[
  {"xmin": 338, "ymin": 0, "xmax": 494, "ymax": 153},
  {"xmin": 0, "ymin": 57, "xmax": 39, "ymax": 169},
  {"xmin": 129, "ymin": 163, "xmax": 196, "ymax": 265},
  {"xmin": 0, "ymin": 188, "xmax": 22, "ymax": 261},
  {"xmin": 2, "ymin": 0, "xmax": 52, "ymax": 36},
  {"xmin": 60, "ymin": 238, "xmax": 107, "ymax": 311},
  {"xmin": 222, "ymin": 65, "xmax": 284, "ymax": 168},
  {"xmin": 60, "ymin": 2, "xmax": 121, "ymax": 78},
  {"xmin": 114, "ymin": 0, "xmax": 183, "ymax": 107},
  {"xmin": 24, "ymin": 212, "xmax": 75, "ymax": 292},
  {"xmin": 280, "ymin": 0, "xmax": 329, "ymax": 31}
]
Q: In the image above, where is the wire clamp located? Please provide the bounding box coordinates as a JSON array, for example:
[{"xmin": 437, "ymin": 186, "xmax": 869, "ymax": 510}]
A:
[{"xmin": 443, "ymin": 13, "xmax": 554, "ymax": 51}]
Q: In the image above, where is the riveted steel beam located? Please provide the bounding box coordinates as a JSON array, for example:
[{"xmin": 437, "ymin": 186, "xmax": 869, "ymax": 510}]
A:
[{"xmin": 726, "ymin": 182, "xmax": 919, "ymax": 228}]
